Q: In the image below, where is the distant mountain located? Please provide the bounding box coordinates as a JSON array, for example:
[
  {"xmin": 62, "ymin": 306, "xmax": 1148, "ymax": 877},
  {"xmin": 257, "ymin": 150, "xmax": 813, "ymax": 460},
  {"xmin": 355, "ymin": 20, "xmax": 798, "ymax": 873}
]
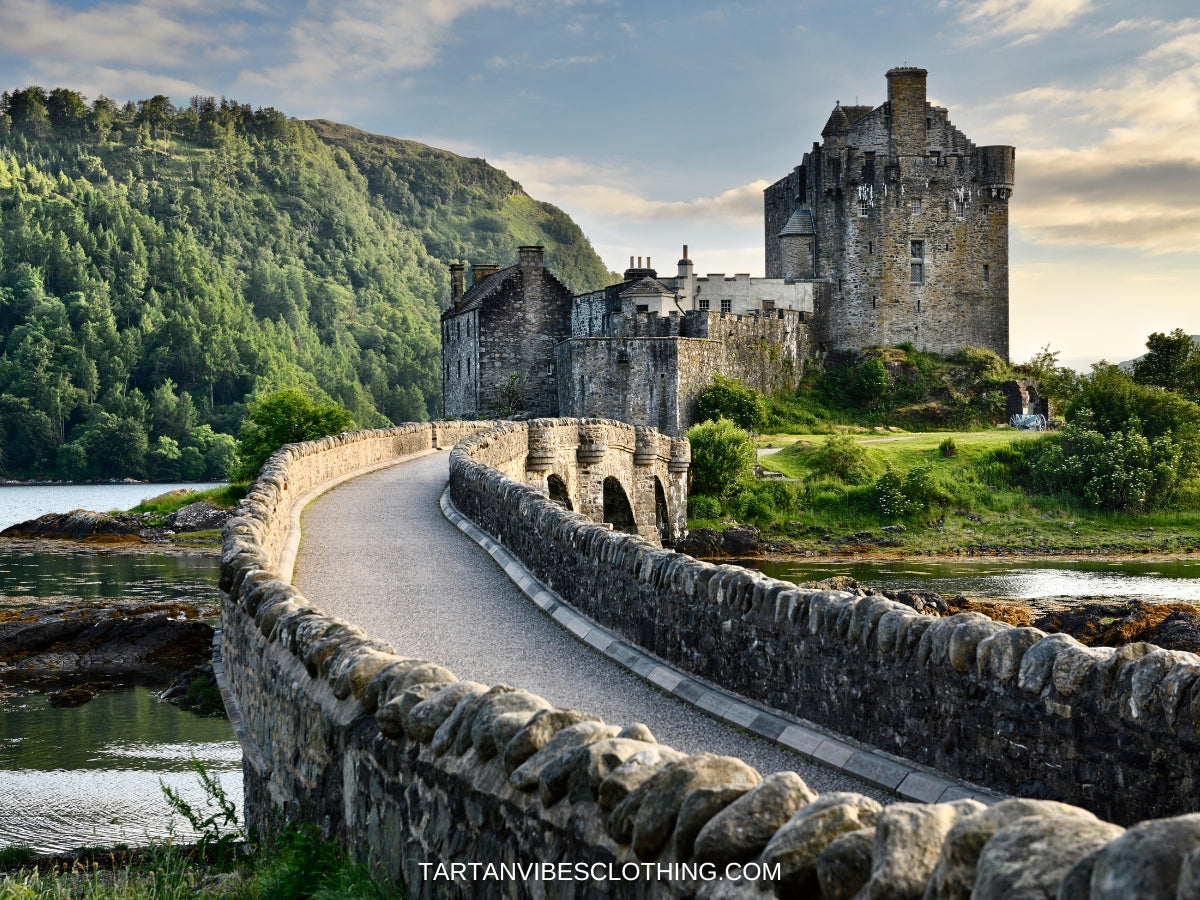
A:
[{"xmin": 0, "ymin": 88, "xmax": 610, "ymax": 479}]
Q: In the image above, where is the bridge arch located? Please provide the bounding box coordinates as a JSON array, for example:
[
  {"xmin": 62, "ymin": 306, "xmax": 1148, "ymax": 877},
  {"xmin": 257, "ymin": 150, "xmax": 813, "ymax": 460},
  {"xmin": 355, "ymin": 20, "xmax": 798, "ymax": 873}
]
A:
[
  {"xmin": 547, "ymin": 473, "xmax": 573, "ymax": 510},
  {"xmin": 602, "ymin": 476, "xmax": 637, "ymax": 534}
]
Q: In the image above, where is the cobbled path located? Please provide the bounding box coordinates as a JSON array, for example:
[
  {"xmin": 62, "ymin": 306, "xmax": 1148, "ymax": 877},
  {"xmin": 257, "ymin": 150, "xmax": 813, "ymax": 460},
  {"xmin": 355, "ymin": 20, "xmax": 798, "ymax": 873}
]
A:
[{"xmin": 292, "ymin": 450, "xmax": 890, "ymax": 798}]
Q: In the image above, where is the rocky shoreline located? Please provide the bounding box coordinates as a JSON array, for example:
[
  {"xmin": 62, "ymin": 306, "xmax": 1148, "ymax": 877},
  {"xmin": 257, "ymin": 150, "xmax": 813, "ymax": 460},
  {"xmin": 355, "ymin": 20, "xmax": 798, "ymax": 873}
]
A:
[{"xmin": 0, "ymin": 501, "xmax": 233, "ymax": 546}]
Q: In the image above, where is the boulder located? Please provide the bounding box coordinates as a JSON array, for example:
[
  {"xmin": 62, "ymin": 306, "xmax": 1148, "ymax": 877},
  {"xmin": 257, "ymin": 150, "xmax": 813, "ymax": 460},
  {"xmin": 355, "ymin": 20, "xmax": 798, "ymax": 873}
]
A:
[
  {"xmin": 673, "ymin": 785, "xmax": 753, "ymax": 861},
  {"xmin": 693, "ymin": 772, "xmax": 817, "ymax": 866},
  {"xmin": 503, "ymin": 709, "xmax": 601, "ymax": 775},
  {"xmin": 816, "ymin": 827, "xmax": 876, "ymax": 900},
  {"xmin": 970, "ymin": 816, "xmax": 1124, "ymax": 900},
  {"xmin": 762, "ymin": 792, "xmax": 883, "ymax": 897},
  {"xmin": 862, "ymin": 800, "xmax": 985, "ymax": 900},
  {"xmin": 511, "ymin": 720, "xmax": 618, "ymax": 793},
  {"xmin": 1089, "ymin": 813, "xmax": 1200, "ymax": 899}
]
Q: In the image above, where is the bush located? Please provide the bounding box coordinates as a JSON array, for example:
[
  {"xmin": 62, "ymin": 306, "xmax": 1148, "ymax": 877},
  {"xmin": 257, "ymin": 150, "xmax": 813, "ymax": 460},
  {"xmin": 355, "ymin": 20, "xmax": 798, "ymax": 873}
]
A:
[
  {"xmin": 872, "ymin": 463, "xmax": 938, "ymax": 519},
  {"xmin": 939, "ymin": 436, "xmax": 958, "ymax": 457},
  {"xmin": 689, "ymin": 494, "xmax": 722, "ymax": 520},
  {"xmin": 695, "ymin": 375, "xmax": 767, "ymax": 431},
  {"xmin": 809, "ymin": 434, "xmax": 878, "ymax": 484},
  {"xmin": 686, "ymin": 418, "xmax": 756, "ymax": 498},
  {"xmin": 1023, "ymin": 415, "xmax": 1188, "ymax": 511}
]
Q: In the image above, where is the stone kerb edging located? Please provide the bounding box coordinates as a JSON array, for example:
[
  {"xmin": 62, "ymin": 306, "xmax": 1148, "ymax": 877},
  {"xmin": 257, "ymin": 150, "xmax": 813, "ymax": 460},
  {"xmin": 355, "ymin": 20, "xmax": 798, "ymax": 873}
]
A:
[
  {"xmin": 220, "ymin": 421, "xmax": 1200, "ymax": 899},
  {"xmin": 448, "ymin": 420, "xmax": 1200, "ymax": 828}
]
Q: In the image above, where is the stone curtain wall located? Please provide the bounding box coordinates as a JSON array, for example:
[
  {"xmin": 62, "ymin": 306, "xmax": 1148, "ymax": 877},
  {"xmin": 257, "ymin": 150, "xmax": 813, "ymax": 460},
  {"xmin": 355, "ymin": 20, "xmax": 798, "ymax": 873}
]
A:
[{"xmin": 221, "ymin": 421, "xmax": 1200, "ymax": 899}]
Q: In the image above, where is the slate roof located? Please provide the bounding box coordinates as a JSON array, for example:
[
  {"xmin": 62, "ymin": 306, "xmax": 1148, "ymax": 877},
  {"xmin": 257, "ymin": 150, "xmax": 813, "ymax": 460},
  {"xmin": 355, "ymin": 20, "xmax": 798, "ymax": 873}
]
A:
[
  {"xmin": 842, "ymin": 104, "xmax": 876, "ymax": 126},
  {"xmin": 779, "ymin": 209, "xmax": 815, "ymax": 237},
  {"xmin": 440, "ymin": 265, "xmax": 518, "ymax": 320},
  {"xmin": 821, "ymin": 104, "xmax": 850, "ymax": 137},
  {"xmin": 619, "ymin": 276, "xmax": 676, "ymax": 298}
]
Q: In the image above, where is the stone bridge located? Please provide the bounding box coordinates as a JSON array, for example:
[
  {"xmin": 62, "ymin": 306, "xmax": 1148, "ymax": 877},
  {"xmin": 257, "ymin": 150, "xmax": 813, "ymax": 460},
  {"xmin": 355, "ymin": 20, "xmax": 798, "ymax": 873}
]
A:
[
  {"xmin": 217, "ymin": 420, "xmax": 1200, "ymax": 900},
  {"xmin": 474, "ymin": 418, "xmax": 689, "ymax": 546}
]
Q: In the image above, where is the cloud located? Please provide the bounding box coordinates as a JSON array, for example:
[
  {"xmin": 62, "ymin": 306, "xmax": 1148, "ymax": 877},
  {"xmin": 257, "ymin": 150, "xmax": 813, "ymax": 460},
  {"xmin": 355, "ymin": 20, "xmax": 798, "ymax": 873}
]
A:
[
  {"xmin": 491, "ymin": 151, "xmax": 767, "ymax": 225},
  {"xmin": 242, "ymin": 0, "xmax": 591, "ymax": 104},
  {"xmin": 485, "ymin": 53, "xmax": 601, "ymax": 70},
  {"xmin": 0, "ymin": 0, "xmax": 228, "ymax": 68},
  {"xmin": 986, "ymin": 19, "xmax": 1200, "ymax": 254},
  {"xmin": 945, "ymin": 0, "xmax": 1094, "ymax": 40}
]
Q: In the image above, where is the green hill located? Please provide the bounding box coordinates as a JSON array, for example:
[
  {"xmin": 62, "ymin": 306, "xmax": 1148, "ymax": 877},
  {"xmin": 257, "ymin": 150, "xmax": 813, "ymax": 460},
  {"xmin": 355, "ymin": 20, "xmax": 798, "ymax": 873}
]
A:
[{"xmin": 0, "ymin": 89, "xmax": 610, "ymax": 480}]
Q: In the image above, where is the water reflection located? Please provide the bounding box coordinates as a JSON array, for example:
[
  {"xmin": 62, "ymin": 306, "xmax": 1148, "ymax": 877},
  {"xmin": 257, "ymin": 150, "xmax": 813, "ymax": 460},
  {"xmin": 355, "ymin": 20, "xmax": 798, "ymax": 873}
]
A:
[
  {"xmin": 0, "ymin": 544, "xmax": 217, "ymax": 605},
  {"xmin": 0, "ymin": 687, "xmax": 241, "ymax": 853},
  {"xmin": 753, "ymin": 557, "xmax": 1200, "ymax": 601}
]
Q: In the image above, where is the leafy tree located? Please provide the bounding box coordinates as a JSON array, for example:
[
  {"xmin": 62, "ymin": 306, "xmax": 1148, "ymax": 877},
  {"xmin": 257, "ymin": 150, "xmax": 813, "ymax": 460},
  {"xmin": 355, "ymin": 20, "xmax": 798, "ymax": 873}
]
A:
[
  {"xmin": 695, "ymin": 375, "xmax": 767, "ymax": 431},
  {"xmin": 236, "ymin": 389, "xmax": 354, "ymax": 479},
  {"xmin": 686, "ymin": 418, "xmax": 756, "ymax": 499},
  {"xmin": 1132, "ymin": 328, "xmax": 1200, "ymax": 402}
]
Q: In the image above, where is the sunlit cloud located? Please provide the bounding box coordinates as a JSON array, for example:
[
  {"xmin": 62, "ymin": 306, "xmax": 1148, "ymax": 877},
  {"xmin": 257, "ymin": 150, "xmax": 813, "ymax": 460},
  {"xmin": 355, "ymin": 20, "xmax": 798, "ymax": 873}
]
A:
[
  {"xmin": 944, "ymin": 0, "xmax": 1094, "ymax": 40},
  {"xmin": 978, "ymin": 19, "xmax": 1200, "ymax": 254}
]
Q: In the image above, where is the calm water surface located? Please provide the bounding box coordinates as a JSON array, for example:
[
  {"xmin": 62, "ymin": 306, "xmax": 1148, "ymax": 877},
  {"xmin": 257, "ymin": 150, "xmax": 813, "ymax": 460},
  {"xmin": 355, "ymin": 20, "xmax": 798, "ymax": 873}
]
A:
[
  {"xmin": 0, "ymin": 484, "xmax": 240, "ymax": 853},
  {"xmin": 0, "ymin": 482, "xmax": 223, "ymax": 532},
  {"xmin": 754, "ymin": 557, "xmax": 1200, "ymax": 601}
]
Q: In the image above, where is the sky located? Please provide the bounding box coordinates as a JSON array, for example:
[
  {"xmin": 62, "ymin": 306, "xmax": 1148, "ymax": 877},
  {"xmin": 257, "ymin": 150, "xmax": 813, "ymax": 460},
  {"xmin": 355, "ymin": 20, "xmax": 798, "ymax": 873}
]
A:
[{"xmin": 0, "ymin": 0, "xmax": 1197, "ymax": 370}]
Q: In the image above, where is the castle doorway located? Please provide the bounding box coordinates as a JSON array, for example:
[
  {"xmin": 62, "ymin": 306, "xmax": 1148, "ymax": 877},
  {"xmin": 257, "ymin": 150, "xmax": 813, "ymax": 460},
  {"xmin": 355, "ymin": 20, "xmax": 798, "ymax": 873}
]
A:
[{"xmin": 602, "ymin": 477, "xmax": 637, "ymax": 535}]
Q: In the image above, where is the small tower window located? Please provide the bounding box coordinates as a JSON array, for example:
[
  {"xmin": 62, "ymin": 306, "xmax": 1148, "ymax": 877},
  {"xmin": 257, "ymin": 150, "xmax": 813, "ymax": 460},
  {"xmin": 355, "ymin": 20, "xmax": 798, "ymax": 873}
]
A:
[
  {"xmin": 954, "ymin": 199, "xmax": 966, "ymax": 220},
  {"xmin": 910, "ymin": 240, "xmax": 925, "ymax": 284},
  {"xmin": 983, "ymin": 264, "xmax": 990, "ymax": 284},
  {"xmin": 911, "ymin": 263, "xmax": 924, "ymax": 284},
  {"xmin": 457, "ymin": 360, "xmax": 461, "ymax": 378},
  {"xmin": 858, "ymin": 197, "xmax": 869, "ymax": 217},
  {"xmin": 911, "ymin": 198, "xmax": 922, "ymax": 215},
  {"xmin": 546, "ymin": 362, "xmax": 554, "ymax": 376},
  {"xmin": 720, "ymin": 298, "xmax": 732, "ymax": 314},
  {"xmin": 911, "ymin": 240, "xmax": 924, "ymax": 259},
  {"xmin": 698, "ymin": 297, "xmax": 710, "ymax": 311}
]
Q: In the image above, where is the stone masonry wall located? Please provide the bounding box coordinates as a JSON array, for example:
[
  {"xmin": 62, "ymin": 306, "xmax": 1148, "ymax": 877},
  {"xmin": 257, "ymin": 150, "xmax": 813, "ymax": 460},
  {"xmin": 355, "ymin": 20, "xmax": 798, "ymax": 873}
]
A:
[{"xmin": 220, "ymin": 422, "xmax": 1200, "ymax": 899}]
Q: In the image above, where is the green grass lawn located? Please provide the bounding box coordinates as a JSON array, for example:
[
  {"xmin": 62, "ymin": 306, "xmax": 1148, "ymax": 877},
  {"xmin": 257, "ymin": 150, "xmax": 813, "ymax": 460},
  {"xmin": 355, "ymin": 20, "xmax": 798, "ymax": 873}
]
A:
[{"xmin": 714, "ymin": 428, "xmax": 1200, "ymax": 557}]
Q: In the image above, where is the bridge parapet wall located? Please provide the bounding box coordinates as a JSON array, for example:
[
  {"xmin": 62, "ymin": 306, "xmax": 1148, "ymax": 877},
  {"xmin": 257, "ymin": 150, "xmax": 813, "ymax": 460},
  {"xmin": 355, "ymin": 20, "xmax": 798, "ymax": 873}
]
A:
[
  {"xmin": 451, "ymin": 426, "xmax": 1200, "ymax": 827},
  {"xmin": 220, "ymin": 421, "xmax": 1200, "ymax": 899}
]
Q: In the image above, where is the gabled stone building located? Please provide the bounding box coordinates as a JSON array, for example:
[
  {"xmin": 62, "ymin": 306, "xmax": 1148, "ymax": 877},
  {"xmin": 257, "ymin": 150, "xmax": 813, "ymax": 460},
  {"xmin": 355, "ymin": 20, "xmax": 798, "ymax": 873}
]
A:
[
  {"xmin": 440, "ymin": 67, "xmax": 1013, "ymax": 432},
  {"xmin": 441, "ymin": 246, "xmax": 573, "ymax": 418}
]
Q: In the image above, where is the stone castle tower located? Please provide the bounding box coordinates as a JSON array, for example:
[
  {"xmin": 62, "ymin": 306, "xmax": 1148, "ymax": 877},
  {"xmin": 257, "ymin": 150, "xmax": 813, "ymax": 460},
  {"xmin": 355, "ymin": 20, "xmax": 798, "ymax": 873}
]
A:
[{"xmin": 764, "ymin": 67, "xmax": 1014, "ymax": 358}]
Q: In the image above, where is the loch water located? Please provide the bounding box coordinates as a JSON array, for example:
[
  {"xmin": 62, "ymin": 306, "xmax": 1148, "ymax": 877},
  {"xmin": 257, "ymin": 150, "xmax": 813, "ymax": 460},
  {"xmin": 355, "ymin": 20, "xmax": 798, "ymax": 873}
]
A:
[
  {"xmin": 752, "ymin": 556, "xmax": 1200, "ymax": 602},
  {"xmin": 0, "ymin": 484, "xmax": 241, "ymax": 854}
]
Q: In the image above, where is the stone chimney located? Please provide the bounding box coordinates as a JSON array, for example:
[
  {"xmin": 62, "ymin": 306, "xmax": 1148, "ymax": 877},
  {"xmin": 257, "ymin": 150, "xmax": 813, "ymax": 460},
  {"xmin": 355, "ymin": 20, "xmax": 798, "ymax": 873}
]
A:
[
  {"xmin": 472, "ymin": 263, "xmax": 500, "ymax": 284},
  {"xmin": 886, "ymin": 66, "xmax": 928, "ymax": 158},
  {"xmin": 518, "ymin": 245, "xmax": 545, "ymax": 270},
  {"xmin": 450, "ymin": 263, "xmax": 465, "ymax": 301}
]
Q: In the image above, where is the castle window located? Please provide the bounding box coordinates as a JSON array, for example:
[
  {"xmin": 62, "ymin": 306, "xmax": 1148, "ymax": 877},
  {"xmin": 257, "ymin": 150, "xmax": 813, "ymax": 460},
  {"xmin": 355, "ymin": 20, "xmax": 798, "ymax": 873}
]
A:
[
  {"xmin": 911, "ymin": 198, "xmax": 922, "ymax": 215},
  {"xmin": 720, "ymin": 298, "xmax": 732, "ymax": 314},
  {"xmin": 982, "ymin": 204, "xmax": 992, "ymax": 216},
  {"xmin": 983, "ymin": 264, "xmax": 990, "ymax": 284},
  {"xmin": 911, "ymin": 240, "xmax": 924, "ymax": 259},
  {"xmin": 546, "ymin": 362, "xmax": 554, "ymax": 376},
  {"xmin": 699, "ymin": 297, "xmax": 710, "ymax": 311},
  {"xmin": 911, "ymin": 263, "xmax": 924, "ymax": 284},
  {"xmin": 457, "ymin": 360, "xmax": 461, "ymax": 378},
  {"xmin": 954, "ymin": 199, "xmax": 966, "ymax": 220},
  {"xmin": 763, "ymin": 299, "xmax": 776, "ymax": 312},
  {"xmin": 858, "ymin": 197, "xmax": 869, "ymax": 217},
  {"xmin": 467, "ymin": 358, "xmax": 471, "ymax": 377},
  {"xmin": 636, "ymin": 304, "xmax": 649, "ymax": 313}
]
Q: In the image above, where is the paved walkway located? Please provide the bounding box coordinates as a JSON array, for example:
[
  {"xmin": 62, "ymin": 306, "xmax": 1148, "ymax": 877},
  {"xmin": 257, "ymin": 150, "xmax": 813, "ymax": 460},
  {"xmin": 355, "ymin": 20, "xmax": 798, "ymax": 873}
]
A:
[{"xmin": 292, "ymin": 451, "xmax": 892, "ymax": 796}]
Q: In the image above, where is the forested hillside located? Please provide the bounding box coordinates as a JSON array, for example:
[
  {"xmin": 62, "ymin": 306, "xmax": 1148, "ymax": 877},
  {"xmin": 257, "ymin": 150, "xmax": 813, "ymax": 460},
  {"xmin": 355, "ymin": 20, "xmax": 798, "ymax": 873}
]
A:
[{"xmin": 0, "ymin": 88, "xmax": 610, "ymax": 480}]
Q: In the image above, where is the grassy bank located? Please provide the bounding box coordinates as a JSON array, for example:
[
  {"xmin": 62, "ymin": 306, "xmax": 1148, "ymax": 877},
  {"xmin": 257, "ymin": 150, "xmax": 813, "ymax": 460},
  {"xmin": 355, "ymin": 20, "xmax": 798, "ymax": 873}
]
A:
[{"xmin": 690, "ymin": 428, "xmax": 1200, "ymax": 558}]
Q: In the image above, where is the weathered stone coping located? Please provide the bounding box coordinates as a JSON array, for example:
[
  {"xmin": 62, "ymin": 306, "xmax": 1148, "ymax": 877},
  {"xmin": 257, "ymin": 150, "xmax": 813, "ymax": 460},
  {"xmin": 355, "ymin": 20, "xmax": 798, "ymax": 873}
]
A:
[{"xmin": 439, "ymin": 485, "xmax": 997, "ymax": 807}]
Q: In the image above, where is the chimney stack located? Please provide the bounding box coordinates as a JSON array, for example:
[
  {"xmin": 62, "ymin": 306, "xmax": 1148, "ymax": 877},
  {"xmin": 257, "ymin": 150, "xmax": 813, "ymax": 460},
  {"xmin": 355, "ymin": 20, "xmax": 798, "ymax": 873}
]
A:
[
  {"xmin": 450, "ymin": 263, "xmax": 465, "ymax": 301},
  {"xmin": 472, "ymin": 263, "xmax": 499, "ymax": 284},
  {"xmin": 518, "ymin": 245, "xmax": 544, "ymax": 270}
]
